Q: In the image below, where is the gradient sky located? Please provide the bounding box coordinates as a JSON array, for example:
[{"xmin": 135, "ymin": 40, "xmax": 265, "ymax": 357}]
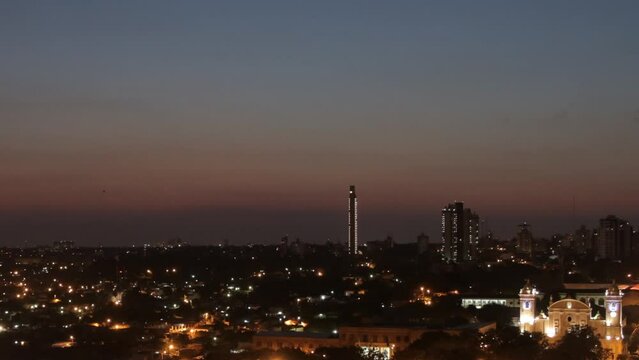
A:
[{"xmin": 1, "ymin": 1, "xmax": 639, "ymax": 246}]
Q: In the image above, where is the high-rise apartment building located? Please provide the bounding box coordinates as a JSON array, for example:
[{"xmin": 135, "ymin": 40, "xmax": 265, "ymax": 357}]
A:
[
  {"xmin": 348, "ymin": 185, "xmax": 358, "ymax": 255},
  {"xmin": 574, "ymin": 225, "xmax": 593, "ymax": 255},
  {"xmin": 516, "ymin": 222, "xmax": 533, "ymax": 256},
  {"xmin": 417, "ymin": 233, "xmax": 429, "ymax": 255},
  {"xmin": 596, "ymin": 215, "xmax": 633, "ymax": 260},
  {"xmin": 441, "ymin": 202, "xmax": 479, "ymax": 263}
]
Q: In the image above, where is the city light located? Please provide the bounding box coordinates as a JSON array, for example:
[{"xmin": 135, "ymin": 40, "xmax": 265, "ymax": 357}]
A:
[{"xmin": 0, "ymin": 4, "xmax": 634, "ymax": 359}]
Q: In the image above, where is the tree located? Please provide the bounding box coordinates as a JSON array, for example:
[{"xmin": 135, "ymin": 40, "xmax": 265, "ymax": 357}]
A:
[
  {"xmin": 482, "ymin": 327, "xmax": 547, "ymax": 360},
  {"xmin": 394, "ymin": 331, "xmax": 481, "ymax": 360},
  {"xmin": 542, "ymin": 326, "xmax": 611, "ymax": 360},
  {"xmin": 617, "ymin": 355, "xmax": 639, "ymax": 360},
  {"xmin": 477, "ymin": 304, "xmax": 517, "ymax": 329},
  {"xmin": 316, "ymin": 346, "xmax": 384, "ymax": 360},
  {"xmin": 628, "ymin": 324, "xmax": 639, "ymax": 354}
]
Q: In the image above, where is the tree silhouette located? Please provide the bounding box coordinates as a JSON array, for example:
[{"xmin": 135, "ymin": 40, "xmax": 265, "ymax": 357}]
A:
[
  {"xmin": 481, "ymin": 327, "xmax": 547, "ymax": 360},
  {"xmin": 394, "ymin": 331, "xmax": 481, "ymax": 360},
  {"xmin": 542, "ymin": 326, "xmax": 610, "ymax": 360}
]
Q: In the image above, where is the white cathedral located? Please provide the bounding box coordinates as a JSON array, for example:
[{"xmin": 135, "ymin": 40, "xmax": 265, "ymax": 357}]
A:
[{"xmin": 519, "ymin": 280, "xmax": 624, "ymax": 357}]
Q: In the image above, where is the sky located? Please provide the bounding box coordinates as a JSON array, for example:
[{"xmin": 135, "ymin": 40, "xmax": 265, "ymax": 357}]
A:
[{"xmin": 1, "ymin": 1, "xmax": 639, "ymax": 246}]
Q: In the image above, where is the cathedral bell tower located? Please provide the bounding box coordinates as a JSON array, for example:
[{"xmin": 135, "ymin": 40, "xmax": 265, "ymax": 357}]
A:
[
  {"xmin": 519, "ymin": 279, "xmax": 537, "ymax": 333},
  {"xmin": 603, "ymin": 281, "xmax": 624, "ymax": 357},
  {"xmin": 604, "ymin": 281, "xmax": 623, "ymax": 339}
]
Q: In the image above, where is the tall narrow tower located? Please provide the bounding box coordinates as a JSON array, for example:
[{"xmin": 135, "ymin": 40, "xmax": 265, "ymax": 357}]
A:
[
  {"xmin": 519, "ymin": 279, "xmax": 537, "ymax": 333},
  {"xmin": 348, "ymin": 185, "xmax": 358, "ymax": 255},
  {"xmin": 604, "ymin": 281, "xmax": 623, "ymax": 342},
  {"xmin": 517, "ymin": 222, "xmax": 534, "ymax": 256},
  {"xmin": 602, "ymin": 281, "xmax": 624, "ymax": 356}
]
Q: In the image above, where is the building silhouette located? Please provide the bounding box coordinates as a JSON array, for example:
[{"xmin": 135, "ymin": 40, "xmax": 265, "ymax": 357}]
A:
[
  {"xmin": 516, "ymin": 222, "xmax": 533, "ymax": 256},
  {"xmin": 596, "ymin": 215, "xmax": 633, "ymax": 260},
  {"xmin": 574, "ymin": 225, "xmax": 593, "ymax": 255},
  {"xmin": 440, "ymin": 202, "xmax": 479, "ymax": 263},
  {"xmin": 417, "ymin": 233, "xmax": 429, "ymax": 254},
  {"xmin": 348, "ymin": 185, "xmax": 358, "ymax": 255}
]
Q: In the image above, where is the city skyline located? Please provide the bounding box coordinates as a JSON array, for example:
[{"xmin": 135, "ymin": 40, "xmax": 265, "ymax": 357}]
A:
[
  {"xmin": 3, "ymin": 2, "xmax": 639, "ymax": 359},
  {"xmin": 2, "ymin": 1, "xmax": 639, "ymax": 245},
  {"xmin": 0, "ymin": 189, "xmax": 634, "ymax": 246}
]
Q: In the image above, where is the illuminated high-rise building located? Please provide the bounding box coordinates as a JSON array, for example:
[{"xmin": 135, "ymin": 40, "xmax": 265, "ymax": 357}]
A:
[
  {"xmin": 596, "ymin": 215, "xmax": 633, "ymax": 260},
  {"xmin": 516, "ymin": 222, "xmax": 533, "ymax": 256},
  {"xmin": 348, "ymin": 185, "xmax": 358, "ymax": 255},
  {"xmin": 574, "ymin": 225, "xmax": 593, "ymax": 255},
  {"xmin": 441, "ymin": 202, "xmax": 479, "ymax": 263}
]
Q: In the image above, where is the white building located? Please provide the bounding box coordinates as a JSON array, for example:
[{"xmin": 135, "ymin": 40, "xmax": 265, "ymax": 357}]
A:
[
  {"xmin": 519, "ymin": 280, "xmax": 623, "ymax": 358},
  {"xmin": 461, "ymin": 296, "xmax": 519, "ymax": 309}
]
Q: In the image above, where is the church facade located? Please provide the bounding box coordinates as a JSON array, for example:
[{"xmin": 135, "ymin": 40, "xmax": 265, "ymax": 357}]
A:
[{"xmin": 519, "ymin": 280, "xmax": 624, "ymax": 357}]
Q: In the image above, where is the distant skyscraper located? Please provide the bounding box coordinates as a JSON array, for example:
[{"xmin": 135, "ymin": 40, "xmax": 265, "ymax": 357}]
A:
[
  {"xmin": 417, "ymin": 233, "xmax": 429, "ymax": 255},
  {"xmin": 52, "ymin": 240, "xmax": 75, "ymax": 252},
  {"xmin": 441, "ymin": 202, "xmax": 479, "ymax": 263},
  {"xmin": 516, "ymin": 222, "xmax": 533, "ymax": 256},
  {"xmin": 279, "ymin": 235, "xmax": 289, "ymax": 257},
  {"xmin": 574, "ymin": 225, "xmax": 593, "ymax": 255},
  {"xmin": 348, "ymin": 185, "xmax": 358, "ymax": 255},
  {"xmin": 596, "ymin": 215, "xmax": 633, "ymax": 260}
]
